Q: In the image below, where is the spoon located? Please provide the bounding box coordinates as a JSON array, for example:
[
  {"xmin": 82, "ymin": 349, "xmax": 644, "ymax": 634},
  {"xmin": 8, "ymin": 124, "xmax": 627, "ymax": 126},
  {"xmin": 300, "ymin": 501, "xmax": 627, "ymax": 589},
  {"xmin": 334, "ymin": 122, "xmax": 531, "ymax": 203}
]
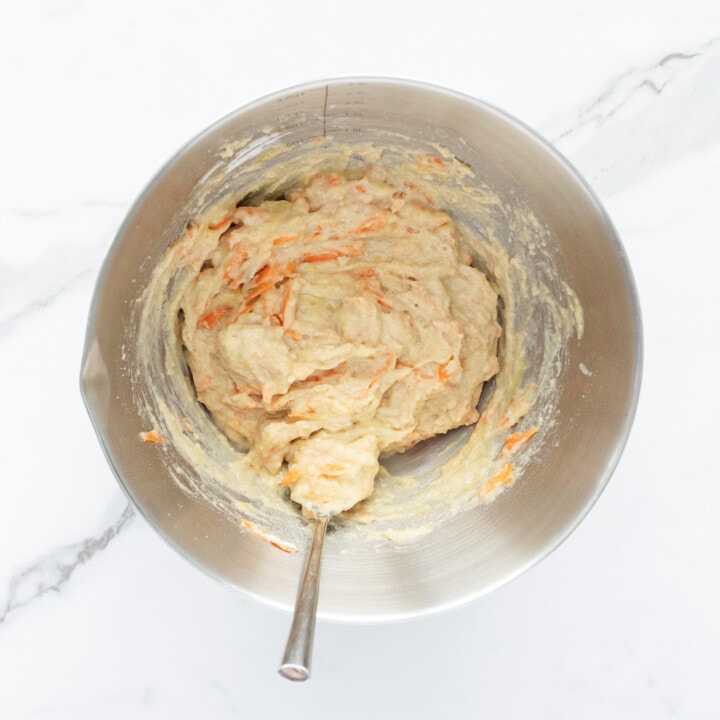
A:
[{"xmin": 278, "ymin": 515, "xmax": 329, "ymax": 681}]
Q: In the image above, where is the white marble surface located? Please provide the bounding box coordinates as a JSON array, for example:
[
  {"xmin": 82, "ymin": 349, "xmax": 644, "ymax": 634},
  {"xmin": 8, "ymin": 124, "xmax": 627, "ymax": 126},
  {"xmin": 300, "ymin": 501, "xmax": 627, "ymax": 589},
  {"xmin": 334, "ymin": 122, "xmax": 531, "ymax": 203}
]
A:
[{"xmin": 2, "ymin": 1, "xmax": 719, "ymax": 717}]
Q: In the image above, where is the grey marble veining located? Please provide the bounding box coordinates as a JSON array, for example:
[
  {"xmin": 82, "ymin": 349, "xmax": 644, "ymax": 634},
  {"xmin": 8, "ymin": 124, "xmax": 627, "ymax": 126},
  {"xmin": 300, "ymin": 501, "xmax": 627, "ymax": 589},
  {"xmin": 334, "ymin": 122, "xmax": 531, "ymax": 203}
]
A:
[
  {"xmin": 0, "ymin": 503, "xmax": 134, "ymax": 626},
  {"xmin": 0, "ymin": 202, "xmax": 126, "ymax": 338},
  {"xmin": 544, "ymin": 36, "xmax": 720, "ymax": 195}
]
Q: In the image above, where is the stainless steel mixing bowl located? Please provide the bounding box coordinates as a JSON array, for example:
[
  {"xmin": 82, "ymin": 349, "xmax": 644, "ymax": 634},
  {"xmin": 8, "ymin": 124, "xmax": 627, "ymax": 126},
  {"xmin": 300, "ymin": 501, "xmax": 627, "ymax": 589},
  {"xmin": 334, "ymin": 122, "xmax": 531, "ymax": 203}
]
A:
[{"xmin": 80, "ymin": 78, "xmax": 642, "ymax": 621}]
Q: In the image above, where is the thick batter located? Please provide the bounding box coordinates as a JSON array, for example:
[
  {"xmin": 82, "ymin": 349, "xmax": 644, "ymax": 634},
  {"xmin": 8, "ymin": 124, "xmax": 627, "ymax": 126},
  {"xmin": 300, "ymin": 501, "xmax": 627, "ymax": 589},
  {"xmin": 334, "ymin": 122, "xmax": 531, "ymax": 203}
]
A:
[
  {"xmin": 135, "ymin": 140, "xmax": 584, "ymax": 547},
  {"xmin": 175, "ymin": 166, "xmax": 500, "ymax": 516}
]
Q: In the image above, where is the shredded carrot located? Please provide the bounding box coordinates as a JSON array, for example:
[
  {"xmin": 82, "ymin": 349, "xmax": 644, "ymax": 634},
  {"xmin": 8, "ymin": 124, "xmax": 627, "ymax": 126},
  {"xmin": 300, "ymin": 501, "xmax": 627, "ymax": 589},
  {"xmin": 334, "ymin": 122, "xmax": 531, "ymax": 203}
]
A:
[
  {"xmin": 369, "ymin": 355, "xmax": 394, "ymax": 386},
  {"xmin": 276, "ymin": 280, "xmax": 293, "ymax": 325},
  {"xmin": 284, "ymin": 328, "xmax": 303, "ymax": 341},
  {"xmin": 241, "ymin": 262, "xmax": 297, "ymax": 304},
  {"xmin": 231, "ymin": 302, "xmax": 255, "ymax": 320},
  {"xmin": 139, "ymin": 429, "xmax": 164, "ymax": 444},
  {"xmin": 480, "ymin": 463, "xmax": 514, "ymax": 498},
  {"xmin": 194, "ymin": 377, "xmax": 212, "ymax": 392},
  {"xmin": 320, "ymin": 464, "xmax": 346, "ymax": 476},
  {"xmin": 349, "ymin": 214, "xmax": 386, "ymax": 235},
  {"xmin": 252, "ymin": 264, "xmax": 276, "ymax": 283},
  {"xmin": 222, "ymin": 246, "xmax": 248, "ymax": 283},
  {"xmin": 301, "ymin": 251, "xmax": 342, "ymax": 263},
  {"xmin": 288, "ymin": 407, "xmax": 317, "ymax": 418},
  {"xmin": 500, "ymin": 427, "xmax": 539, "ymax": 459},
  {"xmin": 438, "ymin": 359, "xmax": 452, "ymax": 382},
  {"xmin": 233, "ymin": 382, "xmax": 260, "ymax": 396},
  {"xmin": 240, "ymin": 519, "xmax": 298, "ymax": 553},
  {"xmin": 305, "ymin": 368, "xmax": 343, "ymax": 383},
  {"xmin": 208, "ymin": 215, "xmax": 233, "ymax": 231},
  {"xmin": 421, "ymin": 154, "xmax": 445, "ymax": 169},
  {"xmin": 197, "ymin": 305, "xmax": 233, "ymax": 329},
  {"xmin": 364, "ymin": 279, "xmax": 393, "ymax": 311},
  {"xmin": 272, "ymin": 234, "xmax": 300, "ymax": 246},
  {"xmin": 242, "ymin": 280, "xmax": 275, "ymax": 303},
  {"xmin": 363, "ymin": 279, "xmax": 384, "ymax": 297},
  {"xmin": 188, "ymin": 255, "xmax": 204, "ymax": 270},
  {"xmin": 300, "ymin": 246, "xmax": 363, "ymax": 264},
  {"xmin": 281, "ymin": 468, "xmax": 302, "ymax": 486}
]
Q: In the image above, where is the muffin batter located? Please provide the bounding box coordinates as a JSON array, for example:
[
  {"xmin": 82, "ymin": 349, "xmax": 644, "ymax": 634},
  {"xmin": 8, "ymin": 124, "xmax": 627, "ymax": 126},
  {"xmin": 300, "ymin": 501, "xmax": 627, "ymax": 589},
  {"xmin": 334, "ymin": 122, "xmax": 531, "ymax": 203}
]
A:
[
  {"xmin": 135, "ymin": 140, "xmax": 584, "ymax": 546},
  {"xmin": 175, "ymin": 166, "xmax": 500, "ymax": 516}
]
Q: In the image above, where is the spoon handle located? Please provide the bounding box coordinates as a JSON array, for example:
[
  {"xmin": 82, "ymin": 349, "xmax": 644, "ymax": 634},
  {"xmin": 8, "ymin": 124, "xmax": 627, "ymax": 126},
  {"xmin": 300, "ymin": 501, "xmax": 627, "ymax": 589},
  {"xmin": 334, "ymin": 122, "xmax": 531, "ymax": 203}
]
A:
[{"xmin": 278, "ymin": 515, "xmax": 329, "ymax": 681}]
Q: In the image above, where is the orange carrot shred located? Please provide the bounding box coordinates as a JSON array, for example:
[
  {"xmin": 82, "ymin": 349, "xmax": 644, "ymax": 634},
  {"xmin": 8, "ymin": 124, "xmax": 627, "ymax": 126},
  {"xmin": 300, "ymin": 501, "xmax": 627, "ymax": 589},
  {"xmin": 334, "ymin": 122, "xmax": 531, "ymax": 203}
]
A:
[
  {"xmin": 272, "ymin": 234, "xmax": 300, "ymax": 246},
  {"xmin": 222, "ymin": 247, "xmax": 248, "ymax": 282},
  {"xmin": 301, "ymin": 251, "xmax": 339, "ymax": 263},
  {"xmin": 284, "ymin": 328, "xmax": 303, "ymax": 341},
  {"xmin": 300, "ymin": 246, "xmax": 362, "ymax": 263},
  {"xmin": 349, "ymin": 214, "xmax": 386, "ymax": 235},
  {"xmin": 233, "ymin": 382, "xmax": 260, "ymax": 396},
  {"xmin": 480, "ymin": 463, "xmax": 515, "ymax": 497},
  {"xmin": 306, "ymin": 368, "xmax": 342, "ymax": 383},
  {"xmin": 208, "ymin": 215, "xmax": 233, "ymax": 230},
  {"xmin": 500, "ymin": 427, "xmax": 539, "ymax": 459},
  {"xmin": 281, "ymin": 468, "xmax": 302, "ymax": 487},
  {"xmin": 243, "ymin": 280, "xmax": 275, "ymax": 303},
  {"xmin": 438, "ymin": 364, "xmax": 451, "ymax": 382},
  {"xmin": 139, "ymin": 429, "xmax": 164, "ymax": 444},
  {"xmin": 197, "ymin": 305, "xmax": 232, "ymax": 329},
  {"xmin": 320, "ymin": 464, "xmax": 346, "ymax": 477},
  {"xmin": 421, "ymin": 154, "xmax": 445, "ymax": 169},
  {"xmin": 240, "ymin": 519, "xmax": 298, "ymax": 553}
]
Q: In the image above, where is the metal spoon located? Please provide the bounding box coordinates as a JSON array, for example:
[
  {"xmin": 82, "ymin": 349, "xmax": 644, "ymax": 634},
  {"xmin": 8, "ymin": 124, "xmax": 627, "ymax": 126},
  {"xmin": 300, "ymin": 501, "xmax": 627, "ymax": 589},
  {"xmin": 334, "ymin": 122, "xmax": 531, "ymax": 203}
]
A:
[{"xmin": 278, "ymin": 515, "xmax": 329, "ymax": 681}]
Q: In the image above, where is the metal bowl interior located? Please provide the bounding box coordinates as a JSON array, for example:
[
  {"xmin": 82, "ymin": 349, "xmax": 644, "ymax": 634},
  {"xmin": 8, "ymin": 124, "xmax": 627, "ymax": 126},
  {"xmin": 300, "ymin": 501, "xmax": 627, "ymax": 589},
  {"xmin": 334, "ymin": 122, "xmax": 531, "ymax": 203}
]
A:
[{"xmin": 81, "ymin": 79, "xmax": 642, "ymax": 622}]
